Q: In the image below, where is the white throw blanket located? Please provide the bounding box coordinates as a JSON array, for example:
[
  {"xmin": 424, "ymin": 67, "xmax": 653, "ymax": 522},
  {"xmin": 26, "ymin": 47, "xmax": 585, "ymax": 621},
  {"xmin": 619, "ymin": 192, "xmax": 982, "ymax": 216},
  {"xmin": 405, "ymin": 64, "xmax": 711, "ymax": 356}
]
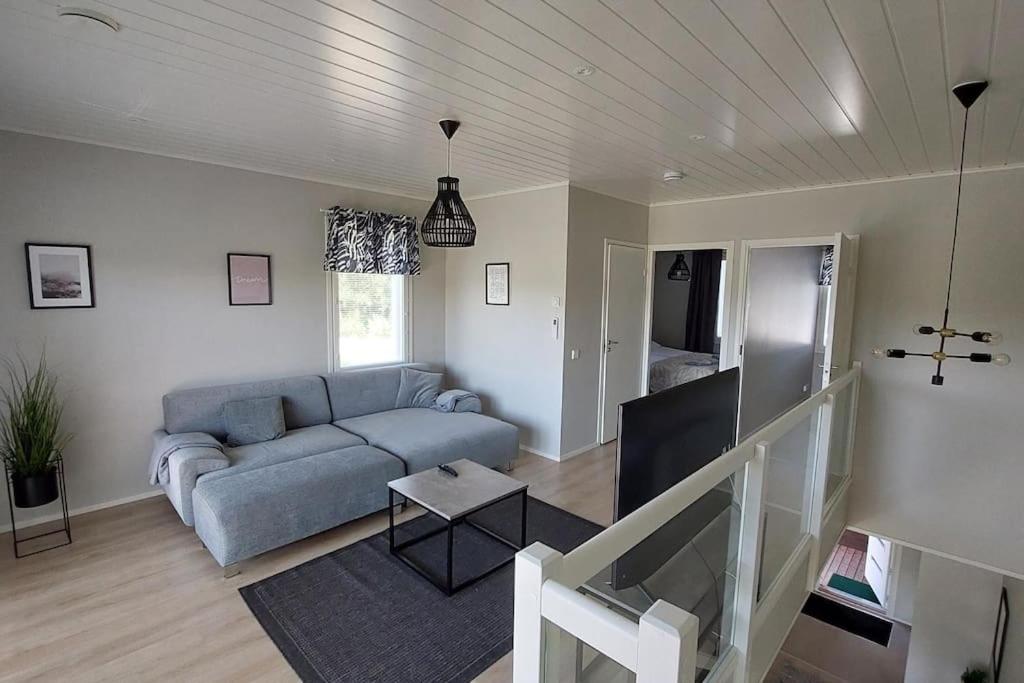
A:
[{"xmin": 148, "ymin": 432, "xmax": 223, "ymax": 486}]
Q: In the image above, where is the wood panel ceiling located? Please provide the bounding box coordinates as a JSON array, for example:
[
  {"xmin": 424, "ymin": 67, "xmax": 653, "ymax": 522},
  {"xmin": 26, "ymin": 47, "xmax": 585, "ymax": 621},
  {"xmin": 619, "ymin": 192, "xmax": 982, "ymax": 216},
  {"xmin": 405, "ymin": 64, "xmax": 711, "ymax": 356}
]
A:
[{"xmin": 1, "ymin": 0, "xmax": 1022, "ymax": 204}]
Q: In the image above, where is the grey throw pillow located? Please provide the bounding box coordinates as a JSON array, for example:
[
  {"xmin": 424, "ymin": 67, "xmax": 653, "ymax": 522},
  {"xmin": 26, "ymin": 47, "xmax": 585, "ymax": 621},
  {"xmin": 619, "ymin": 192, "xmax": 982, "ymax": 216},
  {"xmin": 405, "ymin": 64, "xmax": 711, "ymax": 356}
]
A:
[
  {"xmin": 396, "ymin": 368, "xmax": 442, "ymax": 409},
  {"xmin": 223, "ymin": 396, "xmax": 286, "ymax": 447}
]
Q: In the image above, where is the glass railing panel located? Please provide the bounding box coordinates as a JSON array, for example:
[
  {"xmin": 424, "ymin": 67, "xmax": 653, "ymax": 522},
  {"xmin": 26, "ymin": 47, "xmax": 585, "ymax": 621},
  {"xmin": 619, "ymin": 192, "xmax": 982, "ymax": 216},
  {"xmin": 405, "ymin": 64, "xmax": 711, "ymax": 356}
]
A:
[
  {"xmin": 757, "ymin": 410, "xmax": 820, "ymax": 600},
  {"xmin": 575, "ymin": 641, "xmax": 635, "ymax": 683},
  {"xmin": 579, "ymin": 472, "xmax": 744, "ymax": 682},
  {"xmin": 824, "ymin": 383, "xmax": 854, "ymax": 504}
]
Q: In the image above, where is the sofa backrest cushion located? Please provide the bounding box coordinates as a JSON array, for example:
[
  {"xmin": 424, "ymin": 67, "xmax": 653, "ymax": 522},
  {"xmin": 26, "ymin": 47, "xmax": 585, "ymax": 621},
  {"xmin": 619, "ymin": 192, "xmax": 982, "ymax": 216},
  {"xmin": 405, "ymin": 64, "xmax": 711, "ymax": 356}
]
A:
[
  {"xmin": 163, "ymin": 375, "xmax": 331, "ymax": 439},
  {"xmin": 322, "ymin": 363, "xmax": 430, "ymax": 420}
]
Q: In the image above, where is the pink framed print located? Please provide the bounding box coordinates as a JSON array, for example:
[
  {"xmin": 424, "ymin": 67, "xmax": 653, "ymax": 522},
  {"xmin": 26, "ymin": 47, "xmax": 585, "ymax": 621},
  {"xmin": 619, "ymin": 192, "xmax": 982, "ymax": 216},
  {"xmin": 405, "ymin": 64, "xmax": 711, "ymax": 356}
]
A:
[{"xmin": 227, "ymin": 253, "xmax": 272, "ymax": 306}]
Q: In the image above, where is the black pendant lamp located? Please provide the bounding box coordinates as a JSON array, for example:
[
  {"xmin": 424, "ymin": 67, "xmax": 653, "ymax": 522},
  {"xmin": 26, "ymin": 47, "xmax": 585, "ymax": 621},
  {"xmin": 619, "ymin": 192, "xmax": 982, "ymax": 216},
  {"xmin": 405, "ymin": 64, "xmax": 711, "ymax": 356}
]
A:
[
  {"xmin": 872, "ymin": 80, "xmax": 1010, "ymax": 384},
  {"xmin": 421, "ymin": 120, "xmax": 476, "ymax": 248},
  {"xmin": 668, "ymin": 253, "xmax": 691, "ymax": 281}
]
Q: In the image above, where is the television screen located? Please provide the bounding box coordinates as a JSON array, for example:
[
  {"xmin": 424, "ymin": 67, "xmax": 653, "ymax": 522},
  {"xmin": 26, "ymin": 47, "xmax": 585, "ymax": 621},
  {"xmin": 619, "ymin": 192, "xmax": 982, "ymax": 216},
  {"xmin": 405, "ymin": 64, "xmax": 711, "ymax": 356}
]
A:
[{"xmin": 611, "ymin": 368, "xmax": 739, "ymax": 590}]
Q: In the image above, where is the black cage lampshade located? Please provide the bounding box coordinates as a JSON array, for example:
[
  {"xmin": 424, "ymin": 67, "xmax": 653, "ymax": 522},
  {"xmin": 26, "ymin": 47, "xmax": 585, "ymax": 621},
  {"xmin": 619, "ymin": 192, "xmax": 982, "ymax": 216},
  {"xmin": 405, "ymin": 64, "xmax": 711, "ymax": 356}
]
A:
[
  {"xmin": 421, "ymin": 120, "xmax": 477, "ymax": 248},
  {"xmin": 668, "ymin": 253, "xmax": 691, "ymax": 281}
]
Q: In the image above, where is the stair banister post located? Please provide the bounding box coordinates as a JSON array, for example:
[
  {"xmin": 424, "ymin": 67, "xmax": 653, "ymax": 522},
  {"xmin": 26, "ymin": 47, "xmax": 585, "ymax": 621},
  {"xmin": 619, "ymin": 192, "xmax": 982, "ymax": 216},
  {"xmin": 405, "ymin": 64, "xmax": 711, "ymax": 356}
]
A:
[
  {"xmin": 732, "ymin": 442, "xmax": 769, "ymax": 683},
  {"xmin": 637, "ymin": 599, "xmax": 699, "ymax": 683},
  {"xmin": 513, "ymin": 542, "xmax": 564, "ymax": 683}
]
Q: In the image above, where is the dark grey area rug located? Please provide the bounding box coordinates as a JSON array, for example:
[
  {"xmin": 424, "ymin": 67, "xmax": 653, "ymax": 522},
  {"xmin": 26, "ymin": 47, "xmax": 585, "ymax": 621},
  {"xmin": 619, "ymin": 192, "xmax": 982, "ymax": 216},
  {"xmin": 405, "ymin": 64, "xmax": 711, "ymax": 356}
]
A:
[{"xmin": 239, "ymin": 496, "xmax": 602, "ymax": 683}]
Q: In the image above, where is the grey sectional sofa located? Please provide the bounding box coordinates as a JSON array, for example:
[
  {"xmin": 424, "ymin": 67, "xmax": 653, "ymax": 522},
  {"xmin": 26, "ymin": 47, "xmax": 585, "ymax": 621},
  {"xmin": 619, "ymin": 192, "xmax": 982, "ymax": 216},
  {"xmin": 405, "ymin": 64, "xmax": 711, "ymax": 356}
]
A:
[{"xmin": 154, "ymin": 364, "xmax": 518, "ymax": 569}]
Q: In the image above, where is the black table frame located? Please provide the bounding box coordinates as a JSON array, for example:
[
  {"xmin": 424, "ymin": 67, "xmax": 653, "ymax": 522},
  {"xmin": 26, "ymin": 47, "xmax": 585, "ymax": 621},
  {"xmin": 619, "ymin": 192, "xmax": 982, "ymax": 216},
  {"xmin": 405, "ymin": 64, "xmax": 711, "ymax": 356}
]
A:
[{"xmin": 388, "ymin": 486, "xmax": 527, "ymax": 596}]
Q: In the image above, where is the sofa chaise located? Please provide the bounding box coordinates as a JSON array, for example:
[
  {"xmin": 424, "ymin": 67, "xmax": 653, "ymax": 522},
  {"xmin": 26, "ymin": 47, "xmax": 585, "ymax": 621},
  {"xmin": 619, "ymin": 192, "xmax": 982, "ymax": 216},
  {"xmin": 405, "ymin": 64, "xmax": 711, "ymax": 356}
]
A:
[{"xmin": 154, "ymin": 363, "xmax": 518, "ymax": 571}]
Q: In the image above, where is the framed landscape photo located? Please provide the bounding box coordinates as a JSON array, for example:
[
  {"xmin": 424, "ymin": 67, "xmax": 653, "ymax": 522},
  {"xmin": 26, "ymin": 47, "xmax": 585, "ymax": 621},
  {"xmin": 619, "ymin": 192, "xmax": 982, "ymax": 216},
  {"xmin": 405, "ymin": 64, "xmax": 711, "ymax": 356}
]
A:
[
  {"xmin": 25, "ymin": 243, "xmax": 95, "ymax": 309},
  {"xmin": 227, "ymin": 253, "xmax": 272, "ymax": 305},
  {"xmin": 485, "ymin": 262, "xmax": 510, "ymax": 306}
]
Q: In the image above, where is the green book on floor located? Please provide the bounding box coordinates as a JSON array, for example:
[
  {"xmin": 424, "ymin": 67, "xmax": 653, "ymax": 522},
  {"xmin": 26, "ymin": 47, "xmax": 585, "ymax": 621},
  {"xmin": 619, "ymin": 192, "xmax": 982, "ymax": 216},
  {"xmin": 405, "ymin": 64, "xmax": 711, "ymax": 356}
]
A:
[{"xmin": 828, "ymin": 574, "xmax": 880, "ymax": 604}]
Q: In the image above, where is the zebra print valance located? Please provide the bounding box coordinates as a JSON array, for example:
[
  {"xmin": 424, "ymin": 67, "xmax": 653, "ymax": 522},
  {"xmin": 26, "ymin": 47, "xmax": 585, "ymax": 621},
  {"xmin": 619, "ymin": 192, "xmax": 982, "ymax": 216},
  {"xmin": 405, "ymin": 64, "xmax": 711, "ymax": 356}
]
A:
[
  {"xmin": 323, "ymin": 207, "xmax": 421, "ymax": 276},
  {"xmin": 819, "ymin": 245, "xmax": 834, "ymax": 286}
]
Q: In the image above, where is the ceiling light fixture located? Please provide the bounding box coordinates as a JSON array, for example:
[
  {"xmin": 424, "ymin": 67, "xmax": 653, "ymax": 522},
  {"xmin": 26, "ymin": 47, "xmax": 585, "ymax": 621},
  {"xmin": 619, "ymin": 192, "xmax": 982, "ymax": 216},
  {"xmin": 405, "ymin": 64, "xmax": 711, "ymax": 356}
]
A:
[
  {"xmin": 421, "ymin": 120, "xmax": 476, "ymax": 248},
  {"xmin": 573, "ymin": 64, "xmax": 596, "ymax": 77},
  {"xmin": 57, "ymin": 7, "xmax": 120, "ymax": 31},
  {"xmin": 662, "ymin": 170, "xmax": 686, "ymax": 182},
  {"xmin": 668, "ymin": 253, "xmax": 691, "ymax": 282},
  {"xmin": 689, "ymin": 134, "xmax": 707, "ymax": 142},
  {"xmin": 872, "ymin": 80, "xmax": 1010, "ymax": 384}
]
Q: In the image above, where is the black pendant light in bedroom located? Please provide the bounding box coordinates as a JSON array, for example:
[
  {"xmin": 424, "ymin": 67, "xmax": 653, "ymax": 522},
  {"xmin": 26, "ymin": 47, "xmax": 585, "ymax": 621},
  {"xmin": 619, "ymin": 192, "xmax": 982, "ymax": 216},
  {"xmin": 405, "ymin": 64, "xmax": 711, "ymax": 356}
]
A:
[
  {"xmin": 421, "ymin": 120, "xmax": 477, "ymax": 248},
  {"xmin": 667, "ymin": 253, "xmax": 691, "ymax": 281},
  {"xmin": 872, "ymin": 80, "xmax": 1010, "ymax": 384}
]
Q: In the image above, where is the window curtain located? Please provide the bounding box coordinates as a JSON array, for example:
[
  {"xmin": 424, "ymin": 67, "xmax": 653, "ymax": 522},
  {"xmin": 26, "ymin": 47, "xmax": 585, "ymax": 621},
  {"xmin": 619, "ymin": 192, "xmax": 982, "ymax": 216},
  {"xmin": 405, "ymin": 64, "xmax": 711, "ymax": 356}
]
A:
[
  {"xmin": 323, "ymin": 206, "xmax": 421, "ymax": 275},
  {"xmin": 683, "ymin": 250, "xmax": 723, "ymax": 353},
  {"xmin": 819, "ymin": 245, "xmax": 834, "ymax": 286}
]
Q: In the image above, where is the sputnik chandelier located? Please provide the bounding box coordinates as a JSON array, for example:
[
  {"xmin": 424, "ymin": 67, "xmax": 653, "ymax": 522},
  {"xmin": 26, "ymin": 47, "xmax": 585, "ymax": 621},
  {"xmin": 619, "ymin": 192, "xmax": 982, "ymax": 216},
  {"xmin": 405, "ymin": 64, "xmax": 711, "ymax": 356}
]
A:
[{"xmin": 872, "ymin": 80, "xmax": 1010, "ymax": 385}]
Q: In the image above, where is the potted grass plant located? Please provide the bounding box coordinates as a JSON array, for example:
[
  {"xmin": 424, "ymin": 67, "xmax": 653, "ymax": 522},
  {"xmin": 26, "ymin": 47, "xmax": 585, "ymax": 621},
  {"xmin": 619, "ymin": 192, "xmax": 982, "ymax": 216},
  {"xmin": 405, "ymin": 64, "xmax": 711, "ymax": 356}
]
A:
[{"xmin": 0, "ymin": 352, "xmax": 71, "ymax": 508}]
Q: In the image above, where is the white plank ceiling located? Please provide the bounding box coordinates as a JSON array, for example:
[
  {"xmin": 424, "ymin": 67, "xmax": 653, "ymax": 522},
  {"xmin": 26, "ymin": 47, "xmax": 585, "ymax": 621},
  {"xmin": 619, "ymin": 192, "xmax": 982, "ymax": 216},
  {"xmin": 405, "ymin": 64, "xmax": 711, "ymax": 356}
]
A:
[{"xmin": 1, "ymin": 0, "xmax": 1023, "ymax": 204}]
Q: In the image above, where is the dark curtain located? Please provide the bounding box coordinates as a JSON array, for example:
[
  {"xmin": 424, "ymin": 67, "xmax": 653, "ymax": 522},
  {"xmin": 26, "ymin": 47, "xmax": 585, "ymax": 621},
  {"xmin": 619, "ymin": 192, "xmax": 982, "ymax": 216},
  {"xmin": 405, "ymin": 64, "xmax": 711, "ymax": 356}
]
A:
[{"xmin": 683, "ymin": 250, "xmax": 723, "ymax": 353}]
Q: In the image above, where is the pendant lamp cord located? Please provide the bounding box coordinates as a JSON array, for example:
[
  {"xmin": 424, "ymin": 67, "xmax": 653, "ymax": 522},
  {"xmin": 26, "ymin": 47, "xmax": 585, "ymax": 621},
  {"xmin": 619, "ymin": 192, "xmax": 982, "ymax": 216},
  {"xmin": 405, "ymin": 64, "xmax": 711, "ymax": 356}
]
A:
[
  {"xmin": 446, "ymin": 138, "xmax": 452, "ymax": 177},
  {"xmin": 943, "ymin": 105, "xmax": 971, "ymax": 323}
]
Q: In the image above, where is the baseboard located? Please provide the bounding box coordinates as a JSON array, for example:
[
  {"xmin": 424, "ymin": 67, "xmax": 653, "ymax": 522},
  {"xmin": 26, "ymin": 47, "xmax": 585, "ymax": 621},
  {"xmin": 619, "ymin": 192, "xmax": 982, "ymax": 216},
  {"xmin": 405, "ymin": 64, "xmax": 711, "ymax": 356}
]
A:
[
  {"xmin": 0, "ymin": 489, "xmax": 164, "ymax": 534},
  {"xmin": 520, "ymin": 445, "xmax": 559, "ymax": 462},
  {"xmin": 558, "ymin": 442, "xmax": 600, "ymax": 461}
]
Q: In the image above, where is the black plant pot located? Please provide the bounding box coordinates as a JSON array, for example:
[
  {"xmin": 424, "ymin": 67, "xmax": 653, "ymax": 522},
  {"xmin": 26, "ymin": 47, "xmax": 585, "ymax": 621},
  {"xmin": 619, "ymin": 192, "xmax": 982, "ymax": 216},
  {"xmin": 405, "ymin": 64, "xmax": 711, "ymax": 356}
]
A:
[{"xmin": 11, "ymin": 468, "xmax": 60, "ymax": 508}]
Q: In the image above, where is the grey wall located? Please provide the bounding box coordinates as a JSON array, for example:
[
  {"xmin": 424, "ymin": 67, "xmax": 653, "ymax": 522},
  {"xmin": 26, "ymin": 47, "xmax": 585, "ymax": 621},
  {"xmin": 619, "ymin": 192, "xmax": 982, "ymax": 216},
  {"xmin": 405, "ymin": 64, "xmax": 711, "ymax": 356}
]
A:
[
  {"xmin": 0, "ymin": 132, "xmax": 440, "ymax": 526},
  {"xmin": 560, "ymin": 186, "xmax": 648, "ymax": 456},
  {"xmin": 1001, "ymin": 575, "xmax": 1024, "ymax": 681},
  {"xmin": 650, "ymin": 251, "xmax": 690, "ymax": 349},
  {"xmin": 892, "ymin": 546, "xmax": 921, "ymax": 625},
  {"xmin": 444, "ymin": 185, "xmax": 569, "ymax": 457},
  {"xmin": 738, "ymin": 246, "xmax": 821, "ymax": 436},
  {"xmin": 649, "ymin": 167, "xmax": 1024, "ymax": 576},
  {"xmin": 905, "ymin": 554, "xmax": 1002, "ymax": 682}
]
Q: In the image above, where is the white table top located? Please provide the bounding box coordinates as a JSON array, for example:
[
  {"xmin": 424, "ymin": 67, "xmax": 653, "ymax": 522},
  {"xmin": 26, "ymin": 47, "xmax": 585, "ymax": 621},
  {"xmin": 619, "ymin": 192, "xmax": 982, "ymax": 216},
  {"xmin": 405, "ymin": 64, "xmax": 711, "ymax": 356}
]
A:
[{"xmin": 387, "ymin": 459, "xmax": 528, "ymax": 521}]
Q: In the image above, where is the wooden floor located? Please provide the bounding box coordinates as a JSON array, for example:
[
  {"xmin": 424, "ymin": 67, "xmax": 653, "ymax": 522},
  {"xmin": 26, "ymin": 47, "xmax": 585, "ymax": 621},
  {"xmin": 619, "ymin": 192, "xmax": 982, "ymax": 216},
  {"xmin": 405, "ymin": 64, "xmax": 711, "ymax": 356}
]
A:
[{"xmin": 0, "ymin": 445, "xmax": 616, "ymax": 682}]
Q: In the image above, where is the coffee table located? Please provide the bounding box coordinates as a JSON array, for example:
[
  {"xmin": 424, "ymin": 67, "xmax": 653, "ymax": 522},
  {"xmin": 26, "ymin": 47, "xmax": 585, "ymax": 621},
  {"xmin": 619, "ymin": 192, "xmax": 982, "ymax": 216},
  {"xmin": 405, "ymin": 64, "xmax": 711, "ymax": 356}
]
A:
[{"xmin": 387, "ymin": 459, "xmax": 528, "ymax": 595}]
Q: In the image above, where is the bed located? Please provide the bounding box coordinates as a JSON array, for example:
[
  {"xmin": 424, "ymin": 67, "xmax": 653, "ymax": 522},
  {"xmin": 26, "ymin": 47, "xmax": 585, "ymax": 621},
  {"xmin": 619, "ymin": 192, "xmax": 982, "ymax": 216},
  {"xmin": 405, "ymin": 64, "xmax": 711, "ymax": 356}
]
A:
[{"xmin": 648, "ymin": 341, "xmax": 719, "ymax": 393}]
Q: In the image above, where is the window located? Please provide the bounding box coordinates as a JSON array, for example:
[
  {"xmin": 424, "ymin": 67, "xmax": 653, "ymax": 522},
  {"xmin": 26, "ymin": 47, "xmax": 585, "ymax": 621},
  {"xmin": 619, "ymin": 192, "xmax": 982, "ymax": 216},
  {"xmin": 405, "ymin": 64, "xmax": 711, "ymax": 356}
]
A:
[
  {"xmin": 330, "ymin": 273, "xmax": 409, "ymax": 369},
  {"xmin": 715, "ymin": 257, "xmax": 727, "ymax": 339}
]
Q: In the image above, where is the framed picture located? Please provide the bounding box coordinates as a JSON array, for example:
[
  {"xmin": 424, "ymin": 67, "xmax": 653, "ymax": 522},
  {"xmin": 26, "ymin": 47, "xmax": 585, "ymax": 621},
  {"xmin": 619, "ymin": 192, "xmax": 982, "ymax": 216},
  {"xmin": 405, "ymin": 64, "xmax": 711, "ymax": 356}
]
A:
[
  {"xmin": 227, "ymin": 253, "xmax": 272, "ymax": 305},
  {"xmin": 485, "ymin": 262, "xmax": 510, "ymax": 306},
  {"xmin": 25, "ymin": 243, "xmax": 95, "ymax": 309}
]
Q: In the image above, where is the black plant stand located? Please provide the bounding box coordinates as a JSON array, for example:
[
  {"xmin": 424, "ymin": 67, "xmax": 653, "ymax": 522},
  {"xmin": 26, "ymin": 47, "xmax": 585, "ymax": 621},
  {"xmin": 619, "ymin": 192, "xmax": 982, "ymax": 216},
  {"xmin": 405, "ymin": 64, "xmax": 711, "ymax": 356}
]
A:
[{"xmin": 4, "ymin": 457, "xmax": 72, "ymax": 558}]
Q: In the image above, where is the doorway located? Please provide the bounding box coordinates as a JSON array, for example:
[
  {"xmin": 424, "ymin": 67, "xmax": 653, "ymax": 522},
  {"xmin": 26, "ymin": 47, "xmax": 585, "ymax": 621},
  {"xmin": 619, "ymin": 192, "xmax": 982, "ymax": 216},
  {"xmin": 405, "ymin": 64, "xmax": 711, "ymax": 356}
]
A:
[
  {"xmin": 817, "ymin": 529, "xmax": 893, "ymax": 617},
  {"xmin": 597, "ymin": 241, "xmax": 647, "ymax": 444},
  {"xmin": 735, "ymin": 234, "xmax": 859, "ymax": 438}
]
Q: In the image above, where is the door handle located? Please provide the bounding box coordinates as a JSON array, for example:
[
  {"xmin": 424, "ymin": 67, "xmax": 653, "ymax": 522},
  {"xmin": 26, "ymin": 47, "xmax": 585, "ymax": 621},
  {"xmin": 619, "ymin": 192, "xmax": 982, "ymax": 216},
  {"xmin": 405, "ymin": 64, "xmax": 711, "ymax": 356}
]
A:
[
  {"xmin": 606, "ymin": 339, "xmax": 619, "ymax": 353},
  {"xmin": 817, "ymin": 364, "xmax": 840, "ymax": 370}
]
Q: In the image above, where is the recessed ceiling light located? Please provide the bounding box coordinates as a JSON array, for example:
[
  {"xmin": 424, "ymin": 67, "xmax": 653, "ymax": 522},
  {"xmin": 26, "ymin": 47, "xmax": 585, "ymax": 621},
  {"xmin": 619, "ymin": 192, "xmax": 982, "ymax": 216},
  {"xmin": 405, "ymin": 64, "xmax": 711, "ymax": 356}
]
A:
[
  {"xmin": 573, "ymin": 64, "xmax": 596, "ymax": 77},
  {"xmin": 57, "ymin": 7, "xmax": 120, "ymax": 31},
  {"xmin": 689, "ymin": 134, "xmax": 707, "ymax": 142},
  {"xmin": 662, "ymin": 170, "xmax": 687, "ymax": 182}
]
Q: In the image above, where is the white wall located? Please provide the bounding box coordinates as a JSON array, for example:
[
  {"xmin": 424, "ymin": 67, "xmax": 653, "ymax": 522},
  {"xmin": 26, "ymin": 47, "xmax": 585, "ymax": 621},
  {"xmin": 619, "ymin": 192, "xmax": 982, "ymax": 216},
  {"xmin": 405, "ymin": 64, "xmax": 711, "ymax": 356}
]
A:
[
  {"xmin": 444, "ymin": 185, "xmax": 569, "ymax": 457},
  {"xmin": 0, "ymin": 132, "xmax": 440, "ymax": 525},
  {"xmin": 650, "ymin": 251, "xmax": 690, "ymax": 349},
  {"xmin": 892, "ymin": 546, "xmax": 922, "ymax": 624},
  {"xmin": 905, "ymin": 553, "xmax": 1002, "ymax": 682},
  {"xmin": 649, "ymin": 167, "xmax": 1024, "ymax": 576},
  {"xmin": 560, "ymin": 186, "xmax": 648, "ymax": 456}
]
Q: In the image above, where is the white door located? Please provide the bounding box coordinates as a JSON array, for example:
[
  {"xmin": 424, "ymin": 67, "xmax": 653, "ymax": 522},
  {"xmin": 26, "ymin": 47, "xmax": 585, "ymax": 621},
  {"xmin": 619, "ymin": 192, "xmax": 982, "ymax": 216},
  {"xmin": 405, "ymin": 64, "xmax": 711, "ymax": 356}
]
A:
[
  {"xmin": 822, "ymin": 234, "xmax": 860, "ymax": 385},
  {"xmin": 865, "ymin": 535, "xmax": 892, "ymax": 607},
  {"xmin": 600, "ymin": 244, "xmax": 647, "ymax": 443}
]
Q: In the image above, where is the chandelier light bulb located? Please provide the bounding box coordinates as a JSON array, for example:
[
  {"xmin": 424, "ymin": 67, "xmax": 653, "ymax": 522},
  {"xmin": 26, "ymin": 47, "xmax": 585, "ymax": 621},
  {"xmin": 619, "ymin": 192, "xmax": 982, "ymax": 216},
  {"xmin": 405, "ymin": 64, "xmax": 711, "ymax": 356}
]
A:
[
  {"xmin": 871, "ymin": 348, "xmax": 886, "ymax": 359},
  {"xmin": 992, "ymin": 353, "xmax": 1012, "ymax": 367},
  {"xmin": 984, "ymin": 331, "xmax": 1003, "ymax": 345}
]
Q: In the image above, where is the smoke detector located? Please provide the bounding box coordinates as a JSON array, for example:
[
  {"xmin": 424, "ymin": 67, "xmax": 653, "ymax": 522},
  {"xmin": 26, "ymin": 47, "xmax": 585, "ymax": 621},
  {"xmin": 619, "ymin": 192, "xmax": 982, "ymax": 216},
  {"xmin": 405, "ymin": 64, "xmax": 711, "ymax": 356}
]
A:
[
  {"xmin": 662, "ymin": 170, "xmax": 687, "ymax": 183},
  {"xmin": 689, "ymin": 134, "xmax": 707, "ymax": 142},
  {"xmin": 57, "ymin": 7, "xmax": 120, "ymax": 32},
  {"xmin": 572, "ymin": 64, "xmax": 596, "ymax": 77}
]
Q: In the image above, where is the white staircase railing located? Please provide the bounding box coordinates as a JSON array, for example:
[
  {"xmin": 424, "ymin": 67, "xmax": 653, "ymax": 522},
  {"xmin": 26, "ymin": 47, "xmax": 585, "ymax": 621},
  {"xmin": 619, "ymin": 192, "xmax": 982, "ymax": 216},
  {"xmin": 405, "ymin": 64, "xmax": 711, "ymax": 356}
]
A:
[{"xmin": 514, "ymin": 364, "xmax": 862, "ymax": 683}]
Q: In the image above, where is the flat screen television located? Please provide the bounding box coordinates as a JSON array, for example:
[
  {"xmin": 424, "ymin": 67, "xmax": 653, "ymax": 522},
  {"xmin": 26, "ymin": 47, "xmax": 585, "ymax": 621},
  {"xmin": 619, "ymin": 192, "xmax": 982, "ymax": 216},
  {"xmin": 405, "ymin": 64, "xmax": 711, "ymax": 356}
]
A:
[{"xmin": 611, "ymin": 368, "xmax": 739, "ymax": 591}]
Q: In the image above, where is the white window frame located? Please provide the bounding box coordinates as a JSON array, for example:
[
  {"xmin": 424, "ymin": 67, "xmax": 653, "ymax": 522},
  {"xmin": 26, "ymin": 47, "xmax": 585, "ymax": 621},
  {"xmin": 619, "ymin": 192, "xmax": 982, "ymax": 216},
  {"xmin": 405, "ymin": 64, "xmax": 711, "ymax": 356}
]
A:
[{"xmin": 326, "ymin": 271, "xmax": 413, "ymax": 373}]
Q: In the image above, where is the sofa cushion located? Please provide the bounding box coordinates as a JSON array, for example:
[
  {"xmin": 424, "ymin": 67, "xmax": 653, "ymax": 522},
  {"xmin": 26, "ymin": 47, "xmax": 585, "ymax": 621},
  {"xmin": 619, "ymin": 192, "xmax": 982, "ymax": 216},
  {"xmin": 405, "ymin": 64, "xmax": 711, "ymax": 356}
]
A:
[
  {"xmin": 335, "ymin": 408, "xmax": 518, "ymax": 473},
  {"xmin": 223, "ymin": 396, "xmax": 286, "ymax": 446},
  {"xmin": 200, "ymin": 424, "xmax": 366, "ymax": 485},
  {"xmin": 395, "ymin": 368, "xmax": 442, "ymax": 409},
  {"xmin": 193, "ymin": 445, "xmax": 405, "ymax": 566},
  {"xmin": 163, "ymin": 375, "xmax": 331, "ymax": 440},
  {"xmin": 323, "ymin": 363, "xmax": 429, "ymax": 420}
]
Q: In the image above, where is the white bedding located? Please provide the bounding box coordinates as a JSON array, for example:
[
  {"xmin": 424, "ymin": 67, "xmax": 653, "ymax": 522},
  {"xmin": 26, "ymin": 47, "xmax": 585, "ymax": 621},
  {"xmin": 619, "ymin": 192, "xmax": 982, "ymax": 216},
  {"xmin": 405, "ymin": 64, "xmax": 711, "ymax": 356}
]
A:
[{"xmin": 648, "ymin": 341, "xmax": 719, "ymax": 393}]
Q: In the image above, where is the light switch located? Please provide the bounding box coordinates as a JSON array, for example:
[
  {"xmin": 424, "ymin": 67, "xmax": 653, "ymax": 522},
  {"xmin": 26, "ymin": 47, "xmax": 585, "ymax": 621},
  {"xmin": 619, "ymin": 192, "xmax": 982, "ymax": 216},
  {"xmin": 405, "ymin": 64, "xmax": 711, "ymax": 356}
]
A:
[
  {"xmin": 570, "ymin": 349, "xmax": 581, "ymax": 360},
  {"xmin": 552, "ymin": 296, "xmax": 561, "ymax": 308}
]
